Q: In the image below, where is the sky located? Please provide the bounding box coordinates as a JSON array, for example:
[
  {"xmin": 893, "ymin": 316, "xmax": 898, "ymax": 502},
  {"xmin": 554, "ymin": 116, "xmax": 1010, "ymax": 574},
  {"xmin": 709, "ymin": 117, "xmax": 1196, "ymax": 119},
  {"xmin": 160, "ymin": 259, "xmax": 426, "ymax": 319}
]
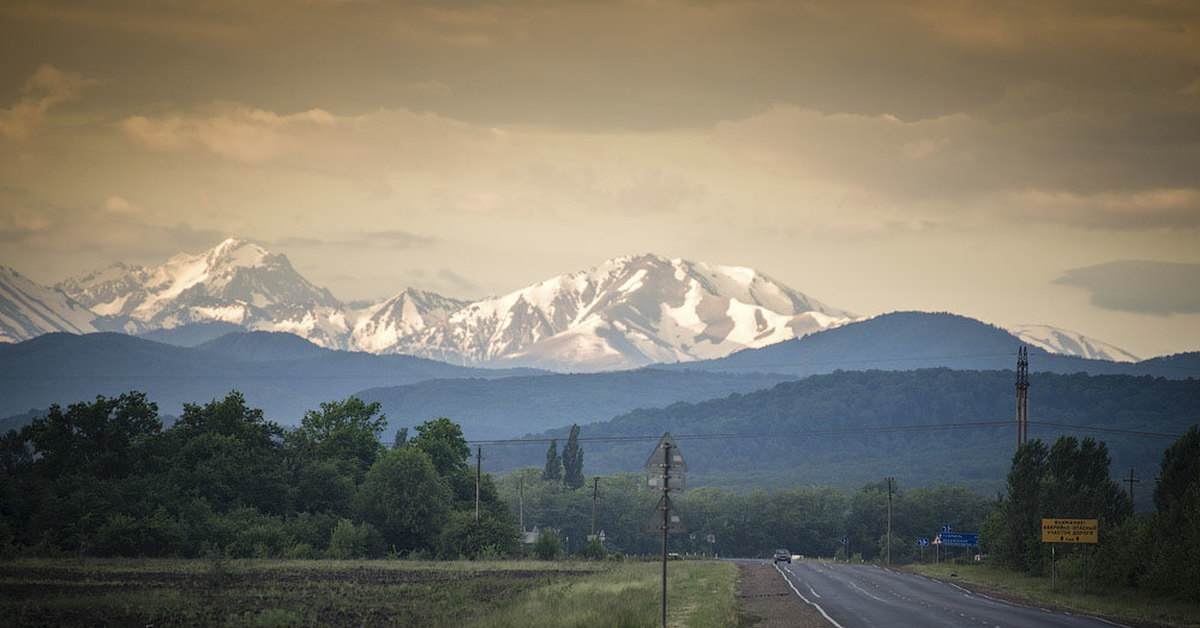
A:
[{"xmin": 1, "ymin": 0, "xmax": 1198, "ymax": 359}]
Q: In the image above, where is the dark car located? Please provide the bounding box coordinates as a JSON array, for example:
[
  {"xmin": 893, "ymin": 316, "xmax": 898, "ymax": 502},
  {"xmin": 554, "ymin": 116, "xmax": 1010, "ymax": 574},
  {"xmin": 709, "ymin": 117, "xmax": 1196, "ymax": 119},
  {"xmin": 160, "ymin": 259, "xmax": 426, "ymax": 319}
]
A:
[{"xmin": 773, "ymin": 549, "xmax": 791, "ymax": 563}]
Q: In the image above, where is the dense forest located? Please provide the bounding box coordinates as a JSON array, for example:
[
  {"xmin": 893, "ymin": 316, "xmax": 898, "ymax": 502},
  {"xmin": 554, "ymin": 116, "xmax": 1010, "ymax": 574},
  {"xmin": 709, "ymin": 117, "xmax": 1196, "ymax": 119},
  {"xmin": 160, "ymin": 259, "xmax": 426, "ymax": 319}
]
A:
[
  {"xmin": 2, "ymin": 387, "xmax": 1198, "ymax": 603},
  {"xmin": 486, "ymin": 369, "xmax": 1200, "ymax": 506}
]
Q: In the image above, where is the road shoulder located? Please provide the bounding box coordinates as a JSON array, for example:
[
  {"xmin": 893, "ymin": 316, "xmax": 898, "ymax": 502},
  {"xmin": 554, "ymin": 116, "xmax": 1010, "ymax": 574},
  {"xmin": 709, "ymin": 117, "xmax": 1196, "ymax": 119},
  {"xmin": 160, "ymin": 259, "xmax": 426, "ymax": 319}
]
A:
[{"xmin": 737, "ymin": 562, "xmax": 828, "ymax": 627}]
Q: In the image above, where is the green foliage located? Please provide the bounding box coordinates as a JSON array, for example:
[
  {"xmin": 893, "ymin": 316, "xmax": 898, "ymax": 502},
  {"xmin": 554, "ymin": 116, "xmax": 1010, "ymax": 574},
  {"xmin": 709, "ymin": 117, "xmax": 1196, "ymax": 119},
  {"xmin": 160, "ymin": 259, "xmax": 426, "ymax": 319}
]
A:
[
  {"xmin": 327, "ymin": 518, "xmax": 385, "ymax": 558},
  {"xmin": 576, "ymin": 536, "xmax": 607, "ymax": 560},
  {"xmin": 532, "ymin": 528, "xmax": 562, "ymax": 559},
  {"xmin": 542, "ymin": 439, "xmax": 562, "ymax": 481},
  {"xmin": 437, "ymin": 511, "xmax": 520, "ymax": 559},
  {"xmin": 562, "ymin": 424, "xmax": 584, "ymax": 489},
  {"xmin": 294, "ymin": 397, "xmax": 386, "ymax": 482},
  {"xmin": 1145, "ymin": 425, "xmax": 1200, "ymax": 601},
  {"xmin": 354, "ymin": 446, "xmax": 451, "ymax": 552},
  {"xmin": 410, "ymin": 417, "xmax": 470, "ymax": 476}
]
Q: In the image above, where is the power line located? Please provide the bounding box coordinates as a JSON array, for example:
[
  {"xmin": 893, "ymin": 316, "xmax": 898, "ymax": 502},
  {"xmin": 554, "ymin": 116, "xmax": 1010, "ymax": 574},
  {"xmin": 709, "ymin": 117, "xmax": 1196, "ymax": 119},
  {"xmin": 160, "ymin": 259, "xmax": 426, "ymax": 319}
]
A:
[{"xmin": 466, "ymin": 419, "xmax": 1183, "ymax": 446}]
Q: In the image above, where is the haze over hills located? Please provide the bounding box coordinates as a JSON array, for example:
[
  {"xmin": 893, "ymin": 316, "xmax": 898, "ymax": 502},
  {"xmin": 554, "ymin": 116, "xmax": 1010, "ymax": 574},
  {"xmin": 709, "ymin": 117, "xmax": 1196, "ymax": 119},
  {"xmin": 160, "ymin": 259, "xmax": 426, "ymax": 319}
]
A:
[
  {"xmin": 667, "ymin": 312, "xmax": 1178, "ymax": 378},
  {"xmin": 0, "ymin": 238, "xmax": 1150, "ymax": 370},
  {"xmin": 0, "ymin": 331, "xmax": 538, "ymax": 424}
]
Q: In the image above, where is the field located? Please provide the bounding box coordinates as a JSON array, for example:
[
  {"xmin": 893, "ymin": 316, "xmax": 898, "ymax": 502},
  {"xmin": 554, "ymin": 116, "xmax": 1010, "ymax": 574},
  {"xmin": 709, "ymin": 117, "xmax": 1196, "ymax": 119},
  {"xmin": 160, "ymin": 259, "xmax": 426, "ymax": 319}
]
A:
[
  {"xmin": 908, "ymin": 562, "xmax": 1200, "ymax": 627},
  {"xmin": 0, "ymin": 557, "xmax": 739, "ymax": 627}
]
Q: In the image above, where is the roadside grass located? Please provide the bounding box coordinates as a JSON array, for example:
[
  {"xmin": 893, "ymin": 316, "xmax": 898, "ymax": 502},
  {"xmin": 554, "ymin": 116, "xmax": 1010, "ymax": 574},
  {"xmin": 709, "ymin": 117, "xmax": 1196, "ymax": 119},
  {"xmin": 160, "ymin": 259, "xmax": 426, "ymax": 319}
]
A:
[
  {"xmin": 907, "ymin": 562, "xmax": 1200, "ymax": 627},
  {"xmin": 0, "ymin": 557, "xmax": 737, "ymax": 627},
  {"xmin": 460, "ymin": 559, "xmax": 739, "ymax": 628}
]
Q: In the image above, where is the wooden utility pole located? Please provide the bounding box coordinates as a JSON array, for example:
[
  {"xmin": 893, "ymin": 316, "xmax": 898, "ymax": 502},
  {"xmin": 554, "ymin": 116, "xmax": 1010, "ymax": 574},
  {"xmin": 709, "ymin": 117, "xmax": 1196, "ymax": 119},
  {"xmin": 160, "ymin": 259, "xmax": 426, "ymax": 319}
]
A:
[
  {"xmin": 519, "ymin": 477, "xmax": 525, "ymax": 532},
  {"xmin": 885, "ymin": 477, "xmax": 895, "ymax": 568},
  {"xmin": 475, "ymin": 446, "xmax": 482, "ymax": 522},
  {"xmin": 1124, "ymin": 467, "xmax": 1140, "ymax": 506},
  {"xmin": 591, "ymin": 476, "xmax": 599, "ymax": 538}
]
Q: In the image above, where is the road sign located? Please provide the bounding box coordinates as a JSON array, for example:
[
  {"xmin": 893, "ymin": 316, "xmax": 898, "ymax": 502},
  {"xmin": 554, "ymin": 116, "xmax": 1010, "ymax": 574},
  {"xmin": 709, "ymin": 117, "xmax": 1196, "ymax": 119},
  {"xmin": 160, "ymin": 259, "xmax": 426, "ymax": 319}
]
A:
[
  {"xmin": 644, "ymin": 432, "xmax": 688, "ymax": 473},
  {"xmin": 706, "ymin": 534, "xmax": 715, "ymax": 544},
  {"xmin": 647, "ymin": 473, "xmax": 686, "ymax": 492},
  {"xmin": 940, "ymin": 523, "xmax": 953, "ymax": 533},
  {"xmin": 934, "ymin": 532, "xmax": 979, "ymax": 547},
  {"xmin": 840, "ymin": 537, "xmax": 849, "ymax": 545},
  {"xmin": 916, "ymin": 538, "xmax": 929, "ymax": 546},
  {"xmin": 645, "ymin": 495, "xmax": 686, "ymax": 533},
  {"xmin": 1041, "ymin": 519, "xmax": 1098, "ymax": 544}
]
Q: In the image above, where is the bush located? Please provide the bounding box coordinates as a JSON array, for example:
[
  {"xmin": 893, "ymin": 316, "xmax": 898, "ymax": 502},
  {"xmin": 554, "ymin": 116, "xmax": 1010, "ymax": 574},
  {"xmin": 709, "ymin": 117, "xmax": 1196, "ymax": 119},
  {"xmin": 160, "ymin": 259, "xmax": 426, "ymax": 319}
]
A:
[
  {"xmin": 576, "ymin": 537, "xmax": 607, "ymax": 560},
  {"xmin": 436, "ymin": 511, "xmax": 520, "ymax": 559},
  {"xmin": 532, "ymin": 528, "xmax": 562, "ymax": 560},
  {"xmin": 327, "ymin": 519, "xmax": 385, "ymax": 559},
  {"xmin": 92, "ymin": 509, "xmax": 183, "ymax": 557}
]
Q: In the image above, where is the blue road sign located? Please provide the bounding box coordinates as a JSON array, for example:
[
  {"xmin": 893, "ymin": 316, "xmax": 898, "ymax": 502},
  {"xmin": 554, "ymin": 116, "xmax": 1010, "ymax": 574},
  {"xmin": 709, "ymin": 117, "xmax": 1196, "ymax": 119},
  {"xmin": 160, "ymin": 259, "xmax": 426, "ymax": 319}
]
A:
[
  {"xmin": 934, "ymin": 532, "xmax": 978, "ymax": 547},
  {"xmin": 841, "ymin": 537, "xmax": 849, "ymax": 545},
  {"xmin": 940, "ymin": 523, "xmax": 953, "ymax": 533},
  {"xmin": 916, "ymin": 538, "xmax": 929, "ymax": 546}
]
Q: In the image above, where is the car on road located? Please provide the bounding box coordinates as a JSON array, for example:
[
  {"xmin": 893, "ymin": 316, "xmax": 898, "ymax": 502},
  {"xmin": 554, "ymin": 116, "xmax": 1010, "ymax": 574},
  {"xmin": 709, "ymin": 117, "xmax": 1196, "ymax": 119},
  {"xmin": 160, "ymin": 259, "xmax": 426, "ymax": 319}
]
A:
[{"xmin": 773, "ymin": 549, "xmax": 791, "ymax": 563}]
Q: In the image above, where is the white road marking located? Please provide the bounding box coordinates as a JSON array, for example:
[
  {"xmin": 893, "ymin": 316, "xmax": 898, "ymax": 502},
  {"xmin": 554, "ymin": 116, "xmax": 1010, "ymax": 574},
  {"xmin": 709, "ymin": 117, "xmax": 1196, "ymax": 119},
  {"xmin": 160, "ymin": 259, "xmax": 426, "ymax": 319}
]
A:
[{"xmin": 774, "ymin": 562, "xmax": 846, "ymax": 628}]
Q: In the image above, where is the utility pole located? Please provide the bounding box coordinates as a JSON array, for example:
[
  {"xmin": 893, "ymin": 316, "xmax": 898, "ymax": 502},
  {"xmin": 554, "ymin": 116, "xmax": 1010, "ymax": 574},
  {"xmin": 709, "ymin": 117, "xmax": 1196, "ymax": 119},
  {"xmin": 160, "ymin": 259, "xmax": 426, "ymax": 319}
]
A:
[
  {"xmin": 475, "ymin": 446, "xmax": 482, "ymax": 522},
  {"xmin": 1124, "ymin": 467, "xmax": 1140, "ymax": 506},
  {"xmin": 662, "ymin": 442, "xmax": 671, "ymax": 628},
  {"xmin": 519, "ymin": 477, "xmax": 525, "ymax": 532},
  {"xmin": 591, "ymin": 476, "xmax": 599, "ymax": 538},
  {"xmin": 1016, "ymin": 346, "xmax": 1029, "ymax": 450},
  {"xmin": 885, "ymin": 477, "xmax": 895, "ymax": 568}
]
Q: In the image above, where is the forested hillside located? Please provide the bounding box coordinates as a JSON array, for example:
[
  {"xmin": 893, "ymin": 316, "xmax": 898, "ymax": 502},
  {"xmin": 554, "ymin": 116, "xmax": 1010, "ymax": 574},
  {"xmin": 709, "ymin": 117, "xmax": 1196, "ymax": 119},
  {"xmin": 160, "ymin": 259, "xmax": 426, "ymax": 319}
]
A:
[{"xmin": 485, "ymin": 369, "xmax": 1200, "ymax": 506}]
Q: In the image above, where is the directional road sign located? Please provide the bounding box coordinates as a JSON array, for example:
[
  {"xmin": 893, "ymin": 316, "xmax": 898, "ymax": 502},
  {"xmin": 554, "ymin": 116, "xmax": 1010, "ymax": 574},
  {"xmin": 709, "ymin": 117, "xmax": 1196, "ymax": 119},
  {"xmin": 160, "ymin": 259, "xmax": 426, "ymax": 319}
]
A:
[
  {"xmin": 644, "ymin": 432, "xmax": 688, "ymax": 473},
  {"xmin": 916, "ymin": 538, "xmax": 929, "ymax": 546},
  {"xmin": 933, "ymin": 532, "xmax": 979, "ymax": 547},
  {"xmin": 645, "ymin": 495, "xmax": 686, "ymax": 533},
  {"xmin": 840, "ymin": 537, "xmax": 849, "ymax": 545},
  {"xmin": 1041, "ymin": 518, "xmax": 1098, "ymax": 544},
  {"xmin": 940, "ymin": 523, "xmax": 953, "ymax": 533}
]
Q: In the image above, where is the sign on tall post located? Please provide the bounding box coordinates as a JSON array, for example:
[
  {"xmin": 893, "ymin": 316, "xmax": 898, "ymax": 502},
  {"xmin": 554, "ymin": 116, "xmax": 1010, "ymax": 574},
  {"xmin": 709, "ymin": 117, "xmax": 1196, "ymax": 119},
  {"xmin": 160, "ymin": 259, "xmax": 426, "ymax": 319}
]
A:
[{"xmin": 645, "ymin": 432, "xmax": 686, "ymax": 628}]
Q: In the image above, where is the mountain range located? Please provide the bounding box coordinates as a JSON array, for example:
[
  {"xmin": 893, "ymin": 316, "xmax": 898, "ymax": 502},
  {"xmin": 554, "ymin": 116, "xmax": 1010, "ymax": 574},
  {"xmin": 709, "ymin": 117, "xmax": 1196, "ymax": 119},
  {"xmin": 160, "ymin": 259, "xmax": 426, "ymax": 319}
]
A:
[{"xmin": 0, "ymin": 238, "xmax": 1144, "ymax": 370}]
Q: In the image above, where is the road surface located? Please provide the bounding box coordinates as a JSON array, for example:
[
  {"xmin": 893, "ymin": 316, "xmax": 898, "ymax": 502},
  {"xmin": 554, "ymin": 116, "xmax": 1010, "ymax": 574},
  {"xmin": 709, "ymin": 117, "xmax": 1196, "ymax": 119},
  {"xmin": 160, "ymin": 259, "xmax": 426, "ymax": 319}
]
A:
[{"xmin": 772, "ymin": 560, "xmax": 1124, "ymax": 628}]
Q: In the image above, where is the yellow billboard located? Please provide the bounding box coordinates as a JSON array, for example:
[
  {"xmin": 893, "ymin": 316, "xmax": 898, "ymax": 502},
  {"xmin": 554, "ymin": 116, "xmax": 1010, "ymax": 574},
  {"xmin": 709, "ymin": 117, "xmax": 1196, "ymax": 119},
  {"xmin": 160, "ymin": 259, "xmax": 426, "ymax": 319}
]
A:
[{"xmin": 1041, "ymin": 518, "xmax": 1098, "ymax": 544}]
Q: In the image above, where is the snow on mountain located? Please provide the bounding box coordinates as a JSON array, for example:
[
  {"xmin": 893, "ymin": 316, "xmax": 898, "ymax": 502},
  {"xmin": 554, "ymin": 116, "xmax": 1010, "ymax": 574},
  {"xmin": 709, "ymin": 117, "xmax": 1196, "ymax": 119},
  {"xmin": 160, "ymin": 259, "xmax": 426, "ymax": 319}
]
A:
[
  {"xmin": 57, "ymin": 238, "xmax": 349, "ymax": 347},
  {"xmin": 0, "ymin": 265, "xmax": 97, "ymax": 343},
  {"xmin": 350, "ymin": 288, "xmax": 468, "ymax": 354},
  {"xmin": 395, "ymin": 254, "xmax": 855, "ymax": 371},
  {"xmin": 1008, "ymin": 324, "xmax": 1140, "ymax": 363}
]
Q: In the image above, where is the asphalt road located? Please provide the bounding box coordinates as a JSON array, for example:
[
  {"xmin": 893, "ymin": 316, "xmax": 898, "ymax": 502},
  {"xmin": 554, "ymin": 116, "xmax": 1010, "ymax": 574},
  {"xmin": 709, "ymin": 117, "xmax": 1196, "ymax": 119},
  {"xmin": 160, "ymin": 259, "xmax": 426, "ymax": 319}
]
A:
[{"xmin": 771, "ymin": 560, "xmax": 1125, "ymax": 628}]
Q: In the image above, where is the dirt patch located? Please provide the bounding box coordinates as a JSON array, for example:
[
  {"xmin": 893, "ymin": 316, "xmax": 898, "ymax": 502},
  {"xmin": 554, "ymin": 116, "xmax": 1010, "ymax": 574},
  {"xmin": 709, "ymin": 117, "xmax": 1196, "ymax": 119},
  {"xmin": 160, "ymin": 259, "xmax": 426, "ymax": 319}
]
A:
[{"xmin": 737, "ymin": 562, "xmax": 828, "ymax": 627}]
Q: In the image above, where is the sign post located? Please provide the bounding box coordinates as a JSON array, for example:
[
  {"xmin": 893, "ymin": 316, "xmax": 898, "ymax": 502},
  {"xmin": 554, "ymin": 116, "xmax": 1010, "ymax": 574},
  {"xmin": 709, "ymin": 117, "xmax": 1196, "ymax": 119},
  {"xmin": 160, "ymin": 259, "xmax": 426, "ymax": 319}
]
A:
[
  {"xmin": 645, "ymin": 433, "xmax": 687, "ymax": 628},
  {"xmin": 1041, "ymin": 519, "xmax": 1098, "ymax": 592}
]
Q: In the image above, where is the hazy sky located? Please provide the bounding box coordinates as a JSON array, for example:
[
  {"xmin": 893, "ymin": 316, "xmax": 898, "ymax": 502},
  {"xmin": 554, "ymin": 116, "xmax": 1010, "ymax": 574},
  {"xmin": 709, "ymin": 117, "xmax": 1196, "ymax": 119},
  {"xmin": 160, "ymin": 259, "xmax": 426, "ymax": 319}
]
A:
[{"xmin": 1, "ymin": 0, "xmax": 1198, "ymax": 358}]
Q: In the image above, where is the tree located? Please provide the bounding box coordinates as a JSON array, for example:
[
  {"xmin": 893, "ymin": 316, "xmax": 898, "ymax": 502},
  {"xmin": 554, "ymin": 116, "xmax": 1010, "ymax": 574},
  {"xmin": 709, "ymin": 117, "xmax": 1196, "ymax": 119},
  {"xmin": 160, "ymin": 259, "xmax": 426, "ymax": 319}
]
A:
[
  {"xmin": 166, "ymin": 391, "xmax": 289, "ymax": 514},
  {"xmin": 354, "ymin": 447, "xmax": 451, "ymax": 553},
  {"xmin": 543, "ymin": 439, "xmax": 562, "ymax": 481},
  {"xmin": 1146, "ymin": 425, "xmax": 1200, "ymax": 600},
  {"xmin": 410, "ymin": 417, "xmax": 470, "ymax": 476},
  {"xmin": 984, "ymin": 439, "xmax": 1048, "ymax": 572},
  {"xmin": 294, "ymin": 397, "xmax": 387, "ymax": 481},
  {"xmin": 562, "ymin": 424, "xmax": 584, "ymax": 489},
  {"xmin": 21, "ymin": 392, "xmax": 161, "ymax": 480},
  {"xmin": 392, "ymin": 427, "xmax": 408, "ymax": 449}
]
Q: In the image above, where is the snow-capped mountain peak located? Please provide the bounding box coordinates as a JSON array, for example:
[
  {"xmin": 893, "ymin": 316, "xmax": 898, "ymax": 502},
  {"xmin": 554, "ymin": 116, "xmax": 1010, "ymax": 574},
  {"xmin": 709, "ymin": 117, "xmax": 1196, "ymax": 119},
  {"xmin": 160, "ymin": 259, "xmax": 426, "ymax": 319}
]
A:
[
  {"xmin": 1008, "ymin": 324, "xmax": 1140, "ymax": 363},
  {"xmin": 0, "ymin": 265, "xmax": 97, "ymax": 342}
]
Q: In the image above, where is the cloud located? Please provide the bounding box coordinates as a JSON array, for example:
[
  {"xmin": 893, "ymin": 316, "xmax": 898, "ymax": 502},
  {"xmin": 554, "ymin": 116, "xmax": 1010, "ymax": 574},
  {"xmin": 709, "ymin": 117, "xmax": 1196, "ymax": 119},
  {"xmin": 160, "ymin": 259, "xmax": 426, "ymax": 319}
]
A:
[
  {"xmin": 0, "ymin": 187, "xmax": 55, "ymax": 241},
  {"xmin": 0, "ymin": 64, "xmax": 99, "ymax": 142},
  {"xmin": 1055, "ymin": 261, "xmax": 1200, "ymax": 315},
  {"xmin": 119, "ymin": 104, "xmax": 502, "ymax": 182},
  {"xmin": 713, "ymin": 103, "xmax": 1200, "ymax": 229},
  {"xmin": 272, "ymin": 230, "xmax": 437, "ymax": 250}
]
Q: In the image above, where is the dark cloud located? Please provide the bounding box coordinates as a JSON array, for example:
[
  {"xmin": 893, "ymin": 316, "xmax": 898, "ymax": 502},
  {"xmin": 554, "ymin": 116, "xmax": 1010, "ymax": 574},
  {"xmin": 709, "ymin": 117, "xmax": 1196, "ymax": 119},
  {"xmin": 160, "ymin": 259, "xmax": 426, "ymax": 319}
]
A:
[{"xmin": 1055, "ymin": 261, "xmax": 1200, "ymax": 315}]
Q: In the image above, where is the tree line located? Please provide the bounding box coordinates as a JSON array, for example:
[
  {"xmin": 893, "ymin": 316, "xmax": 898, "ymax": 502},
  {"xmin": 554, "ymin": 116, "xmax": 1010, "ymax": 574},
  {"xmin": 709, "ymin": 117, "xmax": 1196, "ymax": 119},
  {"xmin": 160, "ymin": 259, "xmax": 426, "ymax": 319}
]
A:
[
  {"xmin": 983, "ymin": 427, "xmax": 1200, "ymax": 601},
  {"xmin": 0, "ymin": 391, "xmax": 516, "ymax": 559}
]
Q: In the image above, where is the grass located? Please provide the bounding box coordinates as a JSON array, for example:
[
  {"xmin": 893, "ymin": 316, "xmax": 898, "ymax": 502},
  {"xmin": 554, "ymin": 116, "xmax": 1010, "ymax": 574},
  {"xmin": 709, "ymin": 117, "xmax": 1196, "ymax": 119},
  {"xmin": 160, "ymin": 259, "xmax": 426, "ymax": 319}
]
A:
[
  {"xmin": 0, "ymin": 557, "xmax": 738, "ymax": 627},
  {"xmin": 907, "ymin": 561, "xmax": 1200, "ymax": 627},
  {"xmin": 460, "ymin": 559, "xmax": 739, "ymax": 628}
]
